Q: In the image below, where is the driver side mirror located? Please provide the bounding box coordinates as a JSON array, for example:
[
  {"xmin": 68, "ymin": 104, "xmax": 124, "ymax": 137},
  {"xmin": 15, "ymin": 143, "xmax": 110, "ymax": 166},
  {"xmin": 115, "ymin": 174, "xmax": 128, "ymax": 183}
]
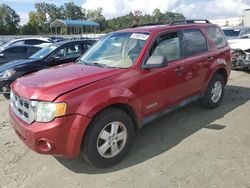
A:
[{"xmin": 142, "ymin": 56, "xmax": 168, "ymax": 69}]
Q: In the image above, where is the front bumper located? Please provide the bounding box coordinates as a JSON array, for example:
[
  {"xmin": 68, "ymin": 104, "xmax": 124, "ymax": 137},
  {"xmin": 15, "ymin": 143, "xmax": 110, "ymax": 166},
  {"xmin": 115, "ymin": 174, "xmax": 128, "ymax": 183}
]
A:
[
  {"xmin": 0, "ymin": 80, "xmax": 12, "ymax": 94},
  {"xmin": 9, "ymin": 107, "xmax": 92, "ymax": 158},
  {"xmin": 232, "ymin": 49, "xmax": 250, "ymax": 70}
]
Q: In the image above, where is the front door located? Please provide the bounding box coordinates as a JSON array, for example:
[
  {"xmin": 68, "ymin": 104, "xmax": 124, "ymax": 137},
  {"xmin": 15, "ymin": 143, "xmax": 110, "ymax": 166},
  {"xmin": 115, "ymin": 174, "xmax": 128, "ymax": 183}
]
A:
[
  {"xmin": 47, "ymin": 43, "xmax": 82, "ymax": 66},
  {"xmin": 139, "ymin": 31, "xmax": 191, "ymax": 117}
]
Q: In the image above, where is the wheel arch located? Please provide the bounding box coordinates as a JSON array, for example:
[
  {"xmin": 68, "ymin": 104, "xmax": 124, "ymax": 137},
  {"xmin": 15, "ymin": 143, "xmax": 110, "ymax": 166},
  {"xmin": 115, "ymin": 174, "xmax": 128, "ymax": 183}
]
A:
[{"xmin": 203, "ymin": 67, "xmax": 228, "ymax": 92}]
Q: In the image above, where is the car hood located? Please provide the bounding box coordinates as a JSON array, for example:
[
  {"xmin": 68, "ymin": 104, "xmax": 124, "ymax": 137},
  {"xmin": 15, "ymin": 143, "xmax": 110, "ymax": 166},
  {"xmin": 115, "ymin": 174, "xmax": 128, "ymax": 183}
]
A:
[
  {"xmin": 228, "ymin": 39, "xmax": 250, "ymax": 51},
  {"xmin": 0, "ymin": 59, "xmax": 37, "ymax": 72},
  {"xmin": 12, "ymin": 63, "xmax": 125, "ymax": 101}
]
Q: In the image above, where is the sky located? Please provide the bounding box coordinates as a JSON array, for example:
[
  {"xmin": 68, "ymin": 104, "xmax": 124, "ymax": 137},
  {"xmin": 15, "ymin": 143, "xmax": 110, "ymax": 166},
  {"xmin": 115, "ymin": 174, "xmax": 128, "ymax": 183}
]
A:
[{"xmin": 2, "ymin": 0, "xmax": 250, "ymax": 24}]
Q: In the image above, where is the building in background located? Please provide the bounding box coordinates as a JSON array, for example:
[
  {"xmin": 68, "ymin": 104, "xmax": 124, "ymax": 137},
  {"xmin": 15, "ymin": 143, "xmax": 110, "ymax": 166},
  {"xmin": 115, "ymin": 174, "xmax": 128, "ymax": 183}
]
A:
[
  {"xmin": 244, "ymin": 9, "xmax": 250, "ymax": 26},
  {"xmin": 210, "ymin": 9, "xmax": 250, "ymax": 27},
  {"xmin": 210, "ymin": 17, "xmax": 244, "ymax": 27}
]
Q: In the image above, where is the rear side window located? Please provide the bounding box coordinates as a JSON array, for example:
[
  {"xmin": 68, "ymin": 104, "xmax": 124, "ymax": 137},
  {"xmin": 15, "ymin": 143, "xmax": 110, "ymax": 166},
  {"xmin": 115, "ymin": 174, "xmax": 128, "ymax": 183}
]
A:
[
  {"xmin": 25, "ymin": 40, "xmax": 44, "ymax": 45},
  {"xmin": 5, "ymin": 47, "xmax": 27, "ymax": 53},
  {"xmin": 182, "ymin": 29, "xmax": 208, "ymax": 56},
  {"xmin": 206, "ymin": 27, "xmax": 227, "ymax": 48}
]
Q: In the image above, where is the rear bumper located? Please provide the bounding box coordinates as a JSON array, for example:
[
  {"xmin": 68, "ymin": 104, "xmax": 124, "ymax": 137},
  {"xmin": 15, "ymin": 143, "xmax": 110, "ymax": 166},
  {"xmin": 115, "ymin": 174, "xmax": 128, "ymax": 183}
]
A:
[{"xmin": 9, "ymin": 107, "xmax": 92, "ymax": 158}]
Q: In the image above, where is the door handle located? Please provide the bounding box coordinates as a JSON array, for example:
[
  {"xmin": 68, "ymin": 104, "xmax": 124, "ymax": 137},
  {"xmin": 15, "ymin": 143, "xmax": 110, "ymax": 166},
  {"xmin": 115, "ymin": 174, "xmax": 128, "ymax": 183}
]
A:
[
  {"xmin": 207, "ymin": 56, "xmax": 214, "ymax": 61},
  {"xmin": 175, "ymin": 66, "xmax": 184, "ymax": 75}
]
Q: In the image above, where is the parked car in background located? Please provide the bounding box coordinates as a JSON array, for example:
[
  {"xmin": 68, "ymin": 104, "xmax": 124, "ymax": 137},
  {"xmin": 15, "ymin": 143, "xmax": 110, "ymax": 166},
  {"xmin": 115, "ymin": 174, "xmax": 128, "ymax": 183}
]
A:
[
  {"xmin": 229, "ymin": 38, "xmax": 250, "ymax": 70},
  {"xmin": 0, "ymin": 39, "xmax": 96, "ymax": 98},
  {"xmin": 222, "ymin": 26, "xmax": 250, "ymax": 40},
  {"xmin": 239, "ymin": 34, "xmax": 250, "ymax": 39},
  {"xmin": 0, "ymin": 37, "xmax": 53, "ymax": 51},
  {"xmin": 0, "ymin": 45, "xmax": 41, "ymax": 65},
  {"xmin": 9, "ymin": 20, "xmax": 231, "ymax": 168}
]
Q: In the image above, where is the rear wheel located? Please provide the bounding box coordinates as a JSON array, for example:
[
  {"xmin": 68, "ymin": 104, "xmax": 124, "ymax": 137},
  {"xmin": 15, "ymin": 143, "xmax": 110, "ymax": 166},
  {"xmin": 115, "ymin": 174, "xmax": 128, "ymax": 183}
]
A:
[
  {"xmin": 200, "ymin": 74, "xmax": 225, "ymax": 109},
  {"xmin": 81, "ymin": 108, "xmax": 135, "ymax": 168}
]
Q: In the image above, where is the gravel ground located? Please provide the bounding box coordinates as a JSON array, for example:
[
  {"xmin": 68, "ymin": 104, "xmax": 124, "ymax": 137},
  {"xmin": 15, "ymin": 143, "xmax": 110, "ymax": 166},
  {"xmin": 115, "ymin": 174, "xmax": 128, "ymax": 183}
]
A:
[{"xmin": 0, "ymin": 70, "xmax": 250, "ymax": 188}]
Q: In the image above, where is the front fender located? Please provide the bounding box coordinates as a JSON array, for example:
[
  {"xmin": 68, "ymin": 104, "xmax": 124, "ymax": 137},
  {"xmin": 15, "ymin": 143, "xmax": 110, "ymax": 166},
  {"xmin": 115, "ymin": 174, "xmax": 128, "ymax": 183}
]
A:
[{"xmin": 56, "ymin": 86, "xmax": 141, "ymax": 123}]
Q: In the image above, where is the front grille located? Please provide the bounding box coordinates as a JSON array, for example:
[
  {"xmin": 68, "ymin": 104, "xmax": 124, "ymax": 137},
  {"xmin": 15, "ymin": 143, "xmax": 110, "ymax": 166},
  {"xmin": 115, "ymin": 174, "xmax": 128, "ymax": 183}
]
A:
[{"xmin": 10, "ymin": 91, "xmax": 35, "ymax": 124}]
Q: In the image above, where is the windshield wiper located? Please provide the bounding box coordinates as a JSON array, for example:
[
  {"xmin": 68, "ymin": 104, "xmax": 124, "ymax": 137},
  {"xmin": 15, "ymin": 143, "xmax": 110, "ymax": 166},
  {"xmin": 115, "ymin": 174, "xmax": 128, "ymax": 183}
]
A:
[{"xmin": 83, "ymin": 61, "xmax": 109, "ymax": 68}]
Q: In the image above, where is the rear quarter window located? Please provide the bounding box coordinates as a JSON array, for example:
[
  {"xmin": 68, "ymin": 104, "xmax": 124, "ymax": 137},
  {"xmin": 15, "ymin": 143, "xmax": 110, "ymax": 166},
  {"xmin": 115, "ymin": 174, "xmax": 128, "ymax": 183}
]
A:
[
  {"xmin": 206, "ymin": 27, "xmax": 227, "ymax": 49},
  {"xmin": 182, "ymin": 29, "xmax": 208, "ymax": 56}
]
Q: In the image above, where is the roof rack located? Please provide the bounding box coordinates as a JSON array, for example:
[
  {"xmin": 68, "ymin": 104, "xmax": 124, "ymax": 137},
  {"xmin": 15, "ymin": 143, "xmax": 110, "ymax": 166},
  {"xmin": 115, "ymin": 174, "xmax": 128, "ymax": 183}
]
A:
[
  {"xmin": 170, "ymin": 19, "xmax": 211, "ymax": 25},
  {"xmin": 131, "ymin": 22, "xmax": 165, "ymax": 28},
  {"xmin": 131, "ymin": 19, "xmax": 211, "ymax": 28}
]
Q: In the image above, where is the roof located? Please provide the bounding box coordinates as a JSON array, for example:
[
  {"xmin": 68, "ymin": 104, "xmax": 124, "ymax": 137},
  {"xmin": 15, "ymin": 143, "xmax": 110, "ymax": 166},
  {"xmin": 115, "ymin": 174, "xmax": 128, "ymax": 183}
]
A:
[
  {"xmin": 50, "ymin": 19, "xmax": 100, "ymax": 27},
  {"xmin": 118, "ymin": 23, "xmax": 216, "ymax": 34},
  {"xmin": 48, "ymin": 39, "xmax": 97, "ymax": 47}
]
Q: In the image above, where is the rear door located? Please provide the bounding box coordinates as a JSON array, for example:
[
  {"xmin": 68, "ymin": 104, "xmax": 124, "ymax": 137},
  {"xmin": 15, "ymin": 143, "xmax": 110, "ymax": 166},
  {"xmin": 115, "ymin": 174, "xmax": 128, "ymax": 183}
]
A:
[
  {"xmin": 2, "ymin": 46, "xmax": 28, "ymax": 61},
  {"xmin": 180, "ymin": 28, "xmax": 210, "ymax": 96},
  {"xmin": 205, "ymin": 26, "xmax": 230, "ymax": 69}
]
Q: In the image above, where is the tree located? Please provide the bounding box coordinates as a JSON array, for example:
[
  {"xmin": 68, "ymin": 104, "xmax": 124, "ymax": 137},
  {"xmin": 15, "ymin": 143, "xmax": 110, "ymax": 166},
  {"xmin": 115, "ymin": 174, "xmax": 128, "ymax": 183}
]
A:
[
  {"xmin": 163, "ymin": 12, "xmax": 185, "ymax": 23},
  {"xmin": 64, "ymin": 2, "xmax": 85, "ymax": 20},
  {"xmin": 46, "ymin": 4, "xmax": 65, "ymax": 23},
  {"xmin": 129, "ymin": 10, "xmax": 142, "ymax": 25},
  {"xmin": 86, "ymin": 7, "xmax": 105, "ymax": 30},
  {"xmin": 0, "ymin": 4, "xmax": 20, "ymax": 34},
  {"xmin": 152, "ymin": 8, "xmax": 164, "ymax": 22},
  {"xmin": 20, "ymin": 11, "xmax": 39, "ymax": 35}
]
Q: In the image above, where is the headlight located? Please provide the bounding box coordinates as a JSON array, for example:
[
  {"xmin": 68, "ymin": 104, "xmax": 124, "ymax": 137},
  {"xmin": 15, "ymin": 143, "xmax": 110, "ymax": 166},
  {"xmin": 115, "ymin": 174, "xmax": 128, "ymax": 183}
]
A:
[
  {"xmin": 0, "ymin": 69, "xmax": 16, "ymax": 81},
  {"xmin": 32, "ymin": 101, "xmax": 67, "ymax": 122}
]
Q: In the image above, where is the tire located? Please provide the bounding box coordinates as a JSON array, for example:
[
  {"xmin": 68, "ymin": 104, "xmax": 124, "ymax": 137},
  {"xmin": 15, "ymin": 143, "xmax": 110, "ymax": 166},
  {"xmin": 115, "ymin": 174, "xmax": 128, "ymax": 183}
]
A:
[
  {"xmin": 81, "ymin": 108, "xmax": 135, "ymax": 168},
  {"xmin": 200, "ymin": 74, "xmax": 225, "ymax": 109},
  {"xmin": 3, "ymin": 94, "xmax": 10, "ymax": 100}
]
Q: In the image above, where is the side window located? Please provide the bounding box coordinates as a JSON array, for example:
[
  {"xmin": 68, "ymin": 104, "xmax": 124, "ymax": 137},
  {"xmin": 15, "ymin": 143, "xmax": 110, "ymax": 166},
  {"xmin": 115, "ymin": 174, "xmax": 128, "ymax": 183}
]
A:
[
  {"xmin": 52, "ymin": 44, "xmax": 81, "ymax": 60},
  {"xmin": 182, "ymin": 29, "xmax": 208, "ymax": 56},
  {"xmin": 82, "ymin": 43, "xmax": 92, "ymax": 53},
  {"xmin": 150, "ymin": 32, "xmax": 181, "ymax": 62},
  {"xmin": 25, "ymin": 40, "xmax": 43, "ymax": 45},
  {"xmin": 4, "ymin": 47, "xmax": 27, "ymax": 54},
  {"xmin": 28, "ymin": 47, "xmax": 41, "ymax": 54},
  {"xmin": 206, "ymin": 27, "xmax": 227, "ymax": 49},
  {"xmin": 11, "ymin": 40, "xmax": 25, "ymax": 46}
]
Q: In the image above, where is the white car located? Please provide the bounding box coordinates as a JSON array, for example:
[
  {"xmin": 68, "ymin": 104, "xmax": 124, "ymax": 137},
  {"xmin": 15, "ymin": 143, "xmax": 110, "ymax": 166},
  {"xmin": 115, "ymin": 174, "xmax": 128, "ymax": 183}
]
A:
[
  {"xmin": 228, "ymin": 38, "xmax": 250, "ymax": 70},
  {"xmin": 0, "ymin": 37, "xmax": 53, "ymax": 52}
]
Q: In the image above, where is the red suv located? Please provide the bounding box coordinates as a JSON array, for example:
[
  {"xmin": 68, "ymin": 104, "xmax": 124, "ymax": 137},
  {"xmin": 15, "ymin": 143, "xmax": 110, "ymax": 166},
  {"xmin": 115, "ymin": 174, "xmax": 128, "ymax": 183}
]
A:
[{"xmin": 9, "ymin": 20, "xmax": 231, "ymax": 168}]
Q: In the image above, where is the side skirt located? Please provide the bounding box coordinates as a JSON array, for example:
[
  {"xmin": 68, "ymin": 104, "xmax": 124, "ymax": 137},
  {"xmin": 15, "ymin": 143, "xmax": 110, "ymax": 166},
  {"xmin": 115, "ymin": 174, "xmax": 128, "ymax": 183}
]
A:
[{"xmin": 140, "ymin": 94, "xmax": 201, "ymax": 128}]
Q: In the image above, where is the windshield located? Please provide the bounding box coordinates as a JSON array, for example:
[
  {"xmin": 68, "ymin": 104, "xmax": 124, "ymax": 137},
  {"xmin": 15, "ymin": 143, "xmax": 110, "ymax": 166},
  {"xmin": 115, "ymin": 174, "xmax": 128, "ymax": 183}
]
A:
[
  {"xmin": 79, "ymin": 32, "xmax": 149, "ymax": 68},
  {"xmin": 30, "ymin": 44, "xmax": 59, "ymax": 59},
  {"xmin": 223, "ymin": 29, "xmax": 241, "ymax": 37},
  {"xmin": 0, "ymin": 39, "xmax": 13, "ymax": 48}
]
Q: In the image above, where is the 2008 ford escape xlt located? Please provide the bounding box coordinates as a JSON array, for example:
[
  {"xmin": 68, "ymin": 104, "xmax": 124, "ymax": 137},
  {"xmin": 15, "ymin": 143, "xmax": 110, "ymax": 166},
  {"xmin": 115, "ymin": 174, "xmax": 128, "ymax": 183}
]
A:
[{"xmin": 9, "ymin": 20, "xmax": 232, "ymax": 168}]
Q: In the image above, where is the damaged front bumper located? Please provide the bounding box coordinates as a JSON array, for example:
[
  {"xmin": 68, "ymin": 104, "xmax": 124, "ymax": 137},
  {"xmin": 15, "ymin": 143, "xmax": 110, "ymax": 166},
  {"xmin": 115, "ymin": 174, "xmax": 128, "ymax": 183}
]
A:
[{"xmin": 232, "ymin": 49, "xmax": 250, "ymax": 70}]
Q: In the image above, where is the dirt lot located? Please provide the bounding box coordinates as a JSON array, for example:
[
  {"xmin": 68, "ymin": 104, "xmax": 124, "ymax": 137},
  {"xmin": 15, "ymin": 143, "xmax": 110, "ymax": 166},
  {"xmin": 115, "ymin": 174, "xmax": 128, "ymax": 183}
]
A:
[{"xmin": 0, "ymin": 70, "xmax": 250, "ymax": 188}]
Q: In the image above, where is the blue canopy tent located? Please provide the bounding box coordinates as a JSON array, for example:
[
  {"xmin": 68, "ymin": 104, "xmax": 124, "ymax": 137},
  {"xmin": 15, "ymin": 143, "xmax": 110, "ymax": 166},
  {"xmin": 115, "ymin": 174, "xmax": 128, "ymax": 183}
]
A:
[{"xmin": 50, "ymin": 19, "xmax": 100, "ymax": 35}]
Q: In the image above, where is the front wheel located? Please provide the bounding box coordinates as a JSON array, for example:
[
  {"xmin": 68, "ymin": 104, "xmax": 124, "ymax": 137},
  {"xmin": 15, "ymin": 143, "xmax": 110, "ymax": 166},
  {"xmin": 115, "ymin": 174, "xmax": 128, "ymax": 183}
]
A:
[
  {"xmin": 81, "ymin": 108, "xmax": 135, "ymax": 168},
  {"xmin": 3, "ymin": 94, "xmax": 10, "ymax": 100},
  {"xmin": 200, "ymin": 74, "xmax": 225, "ymax": 109}
]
